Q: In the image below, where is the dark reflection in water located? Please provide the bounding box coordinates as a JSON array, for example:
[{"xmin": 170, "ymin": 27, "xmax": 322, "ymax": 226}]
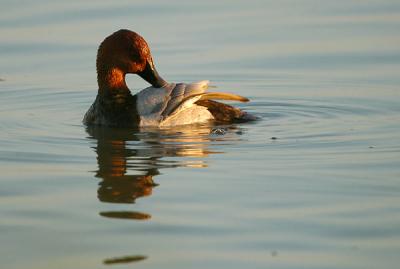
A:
[
  {"xmin": 86, "ymin": 125, "xmax": 237, "ymax": 207},
  {"xmin": 86, "ymin": 124, "xmax": 244, "ymax": 264},
  {"xmin": 99, "ymin": 211, "xmax": 151, "ymax": 220},
  {"xmin": 89, "ymin": 127, "xmax": 158, "ymax": 205},
  {"xmin": 103, "ymin": 255, "xmax": 147, "ymax": 265}
]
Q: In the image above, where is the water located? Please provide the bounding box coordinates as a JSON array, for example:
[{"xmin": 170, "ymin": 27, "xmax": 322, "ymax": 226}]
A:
[{"xmin": 1, "ymin": 1, "xmax": 400, "ymax": 268}]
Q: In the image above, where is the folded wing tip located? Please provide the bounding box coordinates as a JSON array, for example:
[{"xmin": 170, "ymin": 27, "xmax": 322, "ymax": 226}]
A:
[
  {"xmin": 198, "ymin": 92, "xmax": 250, "ymax": 103},
  {"xmin": 240, "ymin": 96, "xmax": 250, "ymax": 102}
]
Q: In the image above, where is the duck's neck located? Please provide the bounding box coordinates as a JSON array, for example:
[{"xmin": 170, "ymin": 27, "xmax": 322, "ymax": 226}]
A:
[{"xmin": 97, "ymin": 68, "xmax": 129, "ymax": 96}]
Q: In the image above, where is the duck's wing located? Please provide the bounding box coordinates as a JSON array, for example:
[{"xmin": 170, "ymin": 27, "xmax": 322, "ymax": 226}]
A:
[
  {"xmin": 136, "ymin": 80, "xmax": 248, "ymax": 126},
  {"xmin": 136, "ymin": 80, "xmax": 208, "ymax": 125},
  {"xmin": 160, "ymin": 80, "xmax": 210, "ymax": 118}
]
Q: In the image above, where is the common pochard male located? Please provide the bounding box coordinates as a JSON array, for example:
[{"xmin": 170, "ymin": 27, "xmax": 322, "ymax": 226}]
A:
[{"xmin": 84, "ymin": 29, "xmax": 254, "ymax": 127}]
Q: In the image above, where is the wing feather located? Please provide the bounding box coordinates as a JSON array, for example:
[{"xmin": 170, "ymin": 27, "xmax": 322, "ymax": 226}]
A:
[
  {"xmin": 160, "ymin": 83, "xmax": 186, "ymax": 118},
  {"xmin": 166, "ymin": 92, "xmax": 248, "ymax": 118},
  {"xmin": 161, "ymin": 81, "xmax": 209, "ymax": 119}
]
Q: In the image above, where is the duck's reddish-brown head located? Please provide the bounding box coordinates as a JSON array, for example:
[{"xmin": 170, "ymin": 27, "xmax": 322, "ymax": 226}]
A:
[{"xmin": 97, "ymin": 29, "xmax": 166, "ymax": 90}]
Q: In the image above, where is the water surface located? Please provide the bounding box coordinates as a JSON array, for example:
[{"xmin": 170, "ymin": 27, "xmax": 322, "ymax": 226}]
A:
[{"xmin": 1, "ymin": 1, "xmax": 400, "ymax": 268}]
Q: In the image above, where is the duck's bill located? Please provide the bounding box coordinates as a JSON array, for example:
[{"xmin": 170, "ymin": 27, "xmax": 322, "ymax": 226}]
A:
[{"xmin": 138, "ymin": 60, "xmax": 167, "ymax": 88}]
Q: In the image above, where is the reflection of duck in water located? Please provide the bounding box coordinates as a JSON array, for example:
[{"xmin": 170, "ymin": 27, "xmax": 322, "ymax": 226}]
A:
[
  {"xmin": 84, "ymin": 29, "xmax": 255, "ymax": 127},
  {"xmin": 87, "ymin": 125, "xmax": 238, "ymax": 215},
  {"xmin": 94, "ymin": 131, "xmax": 158, "ymax": 205},
  {"xmin": 86, "ymin": 125, "xmax": 244, "ymax": 264},
  {"xmin": 97, "ymin": 171, "xmax": 156, "ymax": 205},
  {"xmin": 88, "ymin": 127, "xmax": 158, "ymax": 210}
]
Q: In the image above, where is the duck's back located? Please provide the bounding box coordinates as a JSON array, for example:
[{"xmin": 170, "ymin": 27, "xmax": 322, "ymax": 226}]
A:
[{"xmin": 137, "ymin": 80, "xmax": 213, "ymax": 127}]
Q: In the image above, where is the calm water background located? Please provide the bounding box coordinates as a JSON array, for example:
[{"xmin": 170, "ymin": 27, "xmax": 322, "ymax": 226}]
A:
[{"xmin": 1, "ymin": 1, "xmax": 400, "ymax": 268}]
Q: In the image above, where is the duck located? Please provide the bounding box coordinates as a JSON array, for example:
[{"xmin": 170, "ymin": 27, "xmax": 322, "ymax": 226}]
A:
[{"xmin": 84, "ymin": 29, "xmax": 254, "ymax": 127}]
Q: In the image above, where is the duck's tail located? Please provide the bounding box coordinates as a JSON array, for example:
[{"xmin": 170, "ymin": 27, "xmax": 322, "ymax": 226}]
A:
[{"xmin": 195, "ymin": 99, "xmax": 257, "ymax": 123}]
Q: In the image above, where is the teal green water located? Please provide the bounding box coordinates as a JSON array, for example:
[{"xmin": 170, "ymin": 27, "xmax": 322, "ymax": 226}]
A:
[{"xmin": 1, "ymin": 1, "xmax": 400, "ymax": 268}]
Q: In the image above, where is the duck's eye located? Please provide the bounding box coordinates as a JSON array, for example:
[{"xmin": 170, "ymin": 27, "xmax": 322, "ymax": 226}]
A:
[{"xmin": 128, "ymin": 49, "xmax": 140, "ymax": 61}]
